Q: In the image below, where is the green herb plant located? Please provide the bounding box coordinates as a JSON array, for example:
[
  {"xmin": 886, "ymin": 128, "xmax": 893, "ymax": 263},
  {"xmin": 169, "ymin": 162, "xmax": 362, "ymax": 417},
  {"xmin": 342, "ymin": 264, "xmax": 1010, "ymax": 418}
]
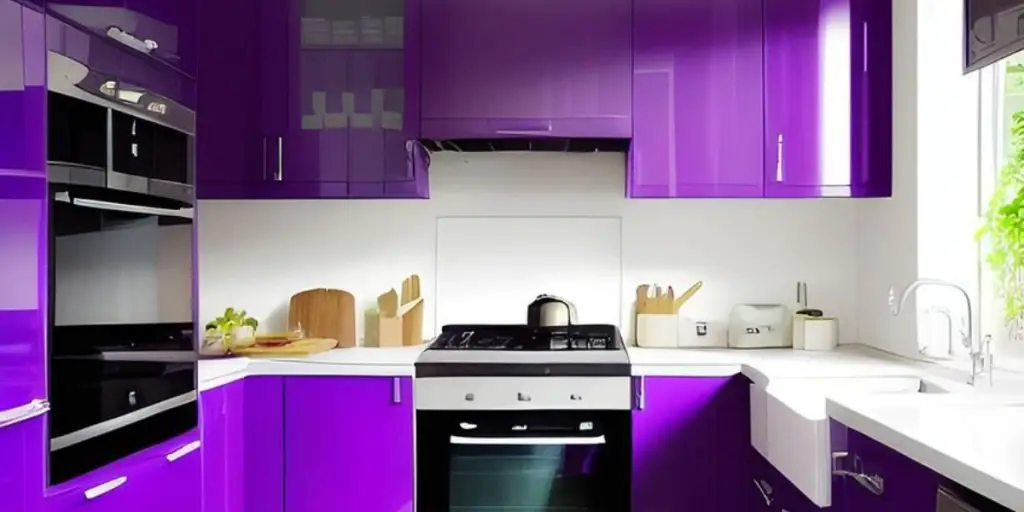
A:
[
  {"xmin": 204, "ymin": 307, "xmax": 259, "ymax": 335},
  {"xmin": 979, "ymin": 110, "xmax": 1024, "ymax": 336}
]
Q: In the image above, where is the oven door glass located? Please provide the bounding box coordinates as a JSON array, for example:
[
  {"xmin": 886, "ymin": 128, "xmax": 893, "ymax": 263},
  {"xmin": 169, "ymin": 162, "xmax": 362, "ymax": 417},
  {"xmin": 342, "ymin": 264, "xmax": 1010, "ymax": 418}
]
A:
[{"xmin": 417, "ymin": 410, "xmax": 630, "ymax": 512}]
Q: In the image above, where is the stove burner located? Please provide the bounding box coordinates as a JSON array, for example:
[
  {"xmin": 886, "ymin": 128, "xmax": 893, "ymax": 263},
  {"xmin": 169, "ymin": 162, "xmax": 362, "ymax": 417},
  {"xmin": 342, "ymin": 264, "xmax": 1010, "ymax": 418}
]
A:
[{"xmin": 429, "ymin": 324, "xmax": 622, "ymax": 351}]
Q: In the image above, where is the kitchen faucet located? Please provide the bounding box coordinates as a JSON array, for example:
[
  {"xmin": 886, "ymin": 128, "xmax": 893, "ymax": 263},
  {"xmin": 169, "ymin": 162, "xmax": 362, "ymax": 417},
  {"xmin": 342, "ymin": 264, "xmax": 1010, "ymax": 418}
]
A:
[{"xmin": 889, "ymin": 279, "xmax": 993, "ymax": 386}]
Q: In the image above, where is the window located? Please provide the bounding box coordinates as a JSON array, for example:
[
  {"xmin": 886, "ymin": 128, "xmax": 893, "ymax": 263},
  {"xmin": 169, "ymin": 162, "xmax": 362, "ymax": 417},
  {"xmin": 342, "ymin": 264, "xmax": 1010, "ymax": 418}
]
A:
[{"xmin": 978, "ymin": 53, "xmax": 1024, "ymax": 360}]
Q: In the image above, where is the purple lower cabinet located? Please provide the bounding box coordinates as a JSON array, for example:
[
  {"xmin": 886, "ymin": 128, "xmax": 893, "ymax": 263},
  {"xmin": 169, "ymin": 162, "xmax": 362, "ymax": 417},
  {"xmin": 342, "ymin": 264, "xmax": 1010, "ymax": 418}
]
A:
[
  {"xmin": 631, "ymin": 376, "xmax": 749, "ymax": 511},
  {"xmin": 0, "ymin": 0, "xmax": 46, "ymax": 177},
  {"xmin": 0, "ymin": 174, "xmax": 46, "ymax": 413},
  {"xmin": 284, "ymin": 376, "xmax": 414, "ymax": 512},
  {"xmin": 201, "ymin": 380, "xmax": 246, "ymax": 512},
  {"xmin": 832, "ymin": 422, "xmax": 938, "ymax": 511},
  {"xmin": 629, "ymin": 0, "xmax": 764, "ymax": 198},
  {"xmin": 46, "ymin": 429, "xmax": 200, "ymax": 512},
  {"xmin": 420, "ymin": 0, "xmax": 631, "ymax": 139},
  {"xmin": 762, "ymin": 0, "xmax": 892, "ymax": 198},
  {"xmin": 243, "ymin": 377, "xmax": 284, "ymax": 512},
  {"xmin": 749, "ymin": 449, "xmax": 822, "ymax": 511},
  {"xmin": 0, "ymin": 413, "xmax": 45, "ymax": 512}
]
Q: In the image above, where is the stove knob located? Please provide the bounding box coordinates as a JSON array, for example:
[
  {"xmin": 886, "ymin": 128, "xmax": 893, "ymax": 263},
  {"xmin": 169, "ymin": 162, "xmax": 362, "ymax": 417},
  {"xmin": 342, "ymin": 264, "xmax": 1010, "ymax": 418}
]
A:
[
  {"xmin": 517, "ymin": 392, "xmax": 532, "ymax": 402},
  {"xmin": 464, "ymin": 393, "xmax": 475, "ymax": 402}
]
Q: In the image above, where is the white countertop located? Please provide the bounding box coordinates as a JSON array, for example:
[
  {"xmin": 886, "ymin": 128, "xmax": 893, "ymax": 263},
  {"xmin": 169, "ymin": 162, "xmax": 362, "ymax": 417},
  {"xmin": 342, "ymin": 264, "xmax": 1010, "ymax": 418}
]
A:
[
  {"xmin": 827, "ymin": 391, "xmax": 1024, "ymax": 510},
  {"xmin": 197, "ymin": 342, "xmax": 1024, "ymax": 508}
]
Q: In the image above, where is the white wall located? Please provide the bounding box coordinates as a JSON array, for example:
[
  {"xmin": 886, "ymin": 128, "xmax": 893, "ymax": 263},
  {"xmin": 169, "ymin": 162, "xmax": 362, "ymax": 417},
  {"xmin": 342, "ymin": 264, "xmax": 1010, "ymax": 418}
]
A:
[
  {"xmin": 55, "ymin": 222, "xmax": 193, "ymax": 326},
  {"xmin": 198, "ymin": 152, "xmax": 860, "ymax": 345},
  {"xmin": 856, "ymin": 0, "xmax": 988, "ymax": 361}
]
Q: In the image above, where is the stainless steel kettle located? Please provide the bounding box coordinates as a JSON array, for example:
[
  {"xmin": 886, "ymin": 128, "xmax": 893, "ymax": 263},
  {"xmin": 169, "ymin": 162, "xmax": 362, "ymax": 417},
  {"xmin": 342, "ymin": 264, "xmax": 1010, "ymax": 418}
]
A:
[{"xmin": 527, "ymin": 295, "xmax": 578, "ymax": 327}]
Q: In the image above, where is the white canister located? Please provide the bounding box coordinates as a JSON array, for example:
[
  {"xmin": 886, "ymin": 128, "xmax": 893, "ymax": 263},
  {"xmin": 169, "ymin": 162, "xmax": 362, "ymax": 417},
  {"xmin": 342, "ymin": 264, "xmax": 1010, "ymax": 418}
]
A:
[
  {"xmin": 636, "ymin": 314, "xmax": 678, "ymax": 348},
  {"xmin": 800, "ymin": 317, "xmax": 839, "ymax": 351}
]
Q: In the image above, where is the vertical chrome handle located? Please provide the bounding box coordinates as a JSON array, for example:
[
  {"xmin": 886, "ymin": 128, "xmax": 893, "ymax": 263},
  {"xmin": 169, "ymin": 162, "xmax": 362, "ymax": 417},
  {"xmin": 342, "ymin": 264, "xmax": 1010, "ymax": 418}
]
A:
[
  {"xmin": 392, "ymin": 377, "xmax": 401, "ymax": 404},
  {"xmin": 262, "ymin": 138, "xmax": 267, "ymax": 180},
  {"xmin": 637, "ymin": 376, "xmax": 646, "ymax": 410},
  {"xmin": 862, "ymin": 22, "xmax": 868, "ymax": 72},
  {"xmin": 276, "ymin": 137, "xmax": 283, "ymax": 181},
  {"xmin": 775, "ymin": 133, "xmax": 784, "ymax": 182},
  {"xmin": 752, "ymin": 479, "xmax": 773, "ymax": 505}
]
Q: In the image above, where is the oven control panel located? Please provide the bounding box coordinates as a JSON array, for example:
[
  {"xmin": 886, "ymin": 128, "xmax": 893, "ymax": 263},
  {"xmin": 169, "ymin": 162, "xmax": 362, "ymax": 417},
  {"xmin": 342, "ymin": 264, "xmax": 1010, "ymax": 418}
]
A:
[{"xmin": 414, "ymin": 376, "xmax": 633, "ymax": 411}]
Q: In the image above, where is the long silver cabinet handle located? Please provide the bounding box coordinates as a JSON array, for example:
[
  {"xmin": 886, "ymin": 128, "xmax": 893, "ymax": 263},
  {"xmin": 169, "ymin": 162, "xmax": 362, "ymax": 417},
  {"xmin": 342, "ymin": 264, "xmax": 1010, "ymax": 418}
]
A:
[
  {"xmin": 392, "ymin": 377, "xmax": 401, "ymax": 404},
  {"xmin": 85, "ymin": 476, "xmax": 128, "ymax": 500},
  {"xmin": 775, "ymin": 133, "xmax": 785, "ymax": 182},
  {"xmin": 165, "ymin": 440, "xmax": 201, "ymax": 462},
  {"xmin": 0, "ymin": 399, "xmax": 49, "ymax": 428},
  {"xmin": 276, "ymin": 137, "xmax": 284, "ymax": 181},
  {"xmin": 863, "ymin": 22, "xmax": 868, "ymax": 72}
]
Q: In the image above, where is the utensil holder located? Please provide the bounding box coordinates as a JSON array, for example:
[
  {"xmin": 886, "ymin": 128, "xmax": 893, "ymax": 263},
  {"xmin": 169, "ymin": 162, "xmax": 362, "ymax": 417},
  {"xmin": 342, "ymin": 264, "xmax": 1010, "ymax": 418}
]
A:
[{"xmin": 636, "ymin": 314, "xmax": 678, "ymax": 348}]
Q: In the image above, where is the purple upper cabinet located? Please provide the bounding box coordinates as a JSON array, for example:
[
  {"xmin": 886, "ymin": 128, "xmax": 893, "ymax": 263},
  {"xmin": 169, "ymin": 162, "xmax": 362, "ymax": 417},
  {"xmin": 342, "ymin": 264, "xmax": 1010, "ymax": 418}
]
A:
[
  {"xmin": 762, "ymin": 0, "xmax": 892, "ymax": 198},
  {"xmin": 200, "ymin": 381, "xmax": 245, "ymax": 512},
  {"xmin": 0, "ymin": 0, "xmax": 46, "ymax": 177},
  {"xmin": 632, "ymin": 376, "xmax": 749, "ymax": 511},
  {"xmin": 629, "ymin": 0, "xmax": 764, "ymax": 198},
  {"xmin": 284, "ymin": 376, "xmax": 414, "ymax": 512},
  {"xmin": 0, "ymin": 413, "xmax": 46, "ymax": 512},
  {"xmin": 46, "ymin": 0, "xmax": 198, "ymax": 77},
  {"xmin": 194, "ymin": 0, "xmax": 265, "ymax": 198},
  {"xmin": 836, "ymin": 424, "xmax": 938, "ymax": 510},
  {"xmin": 0, "ymin": 174, "xmax": 47, "ymax": 413},
  {"xmin": 420, "ymin": 0, "xmax": 631, "ymax": 139},
  {"xmin": 276, "ymin": 0, "xmax": 426, "ymax": 199}
]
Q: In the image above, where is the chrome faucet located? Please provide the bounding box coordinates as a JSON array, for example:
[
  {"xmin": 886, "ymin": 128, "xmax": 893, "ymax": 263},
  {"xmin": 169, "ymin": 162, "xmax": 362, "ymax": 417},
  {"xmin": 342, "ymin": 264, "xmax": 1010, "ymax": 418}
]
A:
[
  {"xmin": 889, "ymin": 279, "xmax": 993, "ymax": 385},
  {"xmin": 922, "ymin": 306, "xmax": 954, "ymax": 358}
]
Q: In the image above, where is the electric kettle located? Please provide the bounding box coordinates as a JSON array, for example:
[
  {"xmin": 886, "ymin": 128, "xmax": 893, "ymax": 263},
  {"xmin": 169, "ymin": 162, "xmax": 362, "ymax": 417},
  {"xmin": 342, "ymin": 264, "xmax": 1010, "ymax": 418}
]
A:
[{"xmin": 527, "ymin": 295, "xmax": 578, "ymax": 327}]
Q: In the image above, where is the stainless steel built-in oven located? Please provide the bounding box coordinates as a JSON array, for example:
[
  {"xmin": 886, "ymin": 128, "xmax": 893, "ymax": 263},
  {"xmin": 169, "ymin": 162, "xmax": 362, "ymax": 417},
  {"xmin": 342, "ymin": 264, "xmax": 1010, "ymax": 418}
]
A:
[
  {"xmin": 414, "ymin": 324, "xmax": 633, "ymax": 511},
  {"xmin": 416, "ymin": 408, "xmax": 631, "ymax": 511},
  {"xmin": 46, "ymin": 55, "xmax": 196, "ymax": 485}
]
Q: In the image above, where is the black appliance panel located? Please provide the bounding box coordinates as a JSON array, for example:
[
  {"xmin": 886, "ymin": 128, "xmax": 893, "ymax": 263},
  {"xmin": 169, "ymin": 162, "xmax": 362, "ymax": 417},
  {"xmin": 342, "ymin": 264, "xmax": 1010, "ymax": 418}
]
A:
[
  {"xmin": 416, "ymin": 409, "xmax": 631, "ymax": 511},
  {"xmin": 431, "ymin": 324, "xmax": 623, "ymax": 351}
]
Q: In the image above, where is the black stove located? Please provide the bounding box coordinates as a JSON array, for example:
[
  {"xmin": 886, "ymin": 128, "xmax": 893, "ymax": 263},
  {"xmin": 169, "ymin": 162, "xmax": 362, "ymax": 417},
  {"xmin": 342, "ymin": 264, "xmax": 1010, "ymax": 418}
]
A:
[{"xmin": 429, "ymin": 324, "xmax": 623, "ymax": 351}]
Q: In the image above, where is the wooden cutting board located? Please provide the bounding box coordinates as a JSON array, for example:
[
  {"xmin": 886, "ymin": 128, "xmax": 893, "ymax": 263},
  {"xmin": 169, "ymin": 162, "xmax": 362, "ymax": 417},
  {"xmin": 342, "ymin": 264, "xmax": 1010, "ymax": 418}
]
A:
[
  {"xmin": 232, "ymin": 338, "xmax": 338, "ymax": 357},
  {"xmin": 288, "ymin": 288, "xmax": 356, "ymax": 348}
]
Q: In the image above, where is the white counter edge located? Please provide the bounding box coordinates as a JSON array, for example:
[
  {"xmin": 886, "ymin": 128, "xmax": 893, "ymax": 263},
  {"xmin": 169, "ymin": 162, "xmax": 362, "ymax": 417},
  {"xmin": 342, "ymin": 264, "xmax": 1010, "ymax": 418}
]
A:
[{"xmin": 826, "ymin": 398, "xmax": 1024, "ymax": 511}]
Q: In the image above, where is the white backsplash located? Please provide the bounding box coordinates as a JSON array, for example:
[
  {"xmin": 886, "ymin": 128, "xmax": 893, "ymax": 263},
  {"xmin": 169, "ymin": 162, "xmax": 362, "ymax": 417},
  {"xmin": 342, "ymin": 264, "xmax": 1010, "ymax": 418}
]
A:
[{"xmin": 197, "ymin": 152, "xmax": 860, "ymax": 345}]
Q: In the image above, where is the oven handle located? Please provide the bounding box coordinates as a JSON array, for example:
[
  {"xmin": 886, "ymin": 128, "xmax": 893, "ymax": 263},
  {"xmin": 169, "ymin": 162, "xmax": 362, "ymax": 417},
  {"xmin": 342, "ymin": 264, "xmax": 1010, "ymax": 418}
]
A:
[{"xmin": 450, "ymin": 435, "xmax": 606, "ymax": 446}]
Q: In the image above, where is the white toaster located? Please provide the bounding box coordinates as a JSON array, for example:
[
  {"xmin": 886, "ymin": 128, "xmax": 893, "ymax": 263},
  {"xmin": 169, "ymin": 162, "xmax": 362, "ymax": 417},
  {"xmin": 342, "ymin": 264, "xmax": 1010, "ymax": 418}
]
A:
[{"xmin": 727, "ymin": 303, "xmax": 792, "ymax": 348}]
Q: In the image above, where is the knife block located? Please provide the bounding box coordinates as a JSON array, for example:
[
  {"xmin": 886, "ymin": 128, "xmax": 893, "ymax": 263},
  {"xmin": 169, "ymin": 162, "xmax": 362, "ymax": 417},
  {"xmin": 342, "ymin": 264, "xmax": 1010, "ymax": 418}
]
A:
[{"xmin": 374, "ymin": 298, "xmax": 424, "ymax": 347}]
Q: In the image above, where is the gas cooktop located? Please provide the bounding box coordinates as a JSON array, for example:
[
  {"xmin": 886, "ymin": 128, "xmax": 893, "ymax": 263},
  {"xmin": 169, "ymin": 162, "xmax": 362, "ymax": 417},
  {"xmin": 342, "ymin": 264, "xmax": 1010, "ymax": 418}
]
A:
[{"xmin": 427, "ymin": 324, "xmax": 624, "ymax": 351}]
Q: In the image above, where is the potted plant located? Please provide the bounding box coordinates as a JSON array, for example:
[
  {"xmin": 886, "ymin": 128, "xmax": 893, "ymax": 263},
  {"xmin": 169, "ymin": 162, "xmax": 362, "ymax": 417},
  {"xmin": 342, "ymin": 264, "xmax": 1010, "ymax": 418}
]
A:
[{"xmin": 979, "ymin": 110, "xmax": 1024, "ymax": 342}]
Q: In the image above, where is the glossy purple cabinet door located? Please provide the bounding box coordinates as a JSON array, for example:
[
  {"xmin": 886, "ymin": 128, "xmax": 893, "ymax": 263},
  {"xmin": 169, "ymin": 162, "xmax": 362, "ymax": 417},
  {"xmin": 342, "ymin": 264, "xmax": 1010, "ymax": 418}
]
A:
[
  {"xmin": 46, "ymin": 430, "xmax": 200, "ymax": 512},
  {"xmin": 420, "ymin": 0, "xmax": 631, "ymax": 139},
  {"xmin": 243, "ymin": 377, "xmax": 284, "ymax": 512},
  {"xmin": 0, "ymin": 174, "xmax": 47, "ymax": 413},
  {"xmin": 46, "ymin": 0, "xmax": 198, "ymax": 76},
  {"xmin": 0, "ymin": 413, "xmax": 45, "ymax": 512},
  {"xmin": 284, "ymin": 376, "xmax": 414, "ymax": 512},
  {"xmin": 629, "ymin": 0, "xmax": 764, "ymax": 198},
  {"xmin": 0, "ymin": 0, "xmax": 46, "ymax": 177},
  {"xmin": 280, "ymin": 0, "xmax": 425, "ymax": 198},
  {"xmin": 632, "ymin": 376, "xmax": 749, "ymax": 511},
  {"xmin": 763, "ymin": 0, "xmax": 892, "ymax": 198},
  {"xmin": 749, "ymin": 449, "xmax": 822, "ymax": 511},
  {"xmin": 201, "ymin": 381, "xmax": 246, "ymax": 512},
  {"xmin": 838, "ymin": 425, "xmax": 938, "ymax": 511},
  {"xmin": 194, "ymin": 0, "xmax": 265, "ymax": 198}
]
